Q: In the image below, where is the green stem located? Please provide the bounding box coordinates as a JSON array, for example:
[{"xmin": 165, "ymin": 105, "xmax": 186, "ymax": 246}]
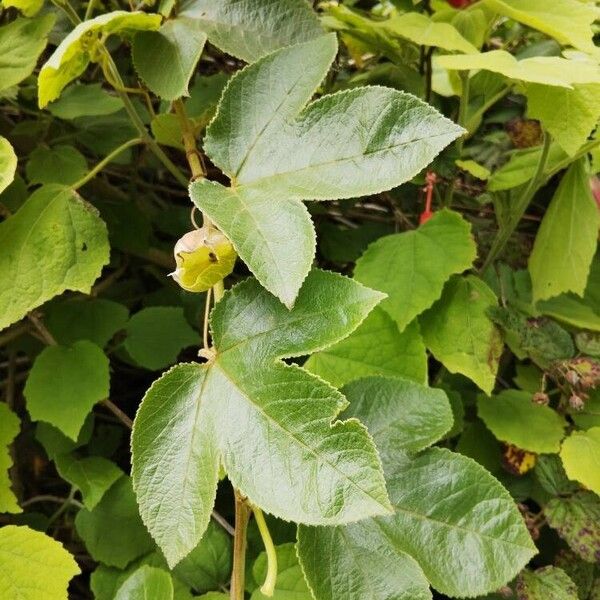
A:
[
  {"xmin": 84, "ymin": 0, "xmax": 98, "ymax": 19},
  {"xmin": 173, "ymin": 98, "xmax": 205, "ymax": 181},
  {"xmin": 230, "ymin": 491, "xmax": 251, "ymax": 600},
  {"xmin": 464, "ymin": 86, "xmax": 510, "ymax": 137},
  {"xmin": 253, "ymin": 506, "xmax": 278, "ymax": 597},
  {"xmin": 543, "ymin": 136, "xmax": 600, "ymax": 182},
  {"xmin": 72, "ymin": 137, "xmax": 143, "ymax": 189},
  {"xmin": 50, "ymin": 0, "xmax": 81, "ymax": 25},
  {"xmin": 482, "ymin": 131, "xmax": 552, "ymax": 271}
]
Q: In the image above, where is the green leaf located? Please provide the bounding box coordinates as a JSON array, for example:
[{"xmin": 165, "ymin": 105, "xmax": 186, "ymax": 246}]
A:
[
  {"xmin": 534, "ymin": 455, "xmax": 578, "ymax": 497},
  {"xmin": 0, "ymin": 15, "xmax": 55, "ymax": 94},
  {"xmin": 545, "ymin": 491, "xmax": 600, "ymax": 563},
  {"xmin": 478, "ymin": 390, "xmax": 567, "ymax": 453},
  {"xmin": 47, "ymin": 83, "xmax": 122, "ymax": 120},
  {"xmin": 298, "ymin": 522, "xmax": 432, "ymax": 600},
  {"xmin": 0, "ymin": 403, "xmax": 20, "ymax": 513},
  {"xmin": 489, "ymin": 306, "xmax": 575, "ymax": 369},
  {"xmin": 0, "ymin": 184, "xmax": 109, "ymax": 331},
  {"xmin": 251, "ymin": 543, "xmax": 312, "ymax": 600},
  {"xmin": 0, "ymin": 0, "xmax": 44, "ymax": 17},
  {"xmin": 0, "ymin": 137, "xmax": 17, "ymax": 195},
  {"xmin": 179, "ymin": 0, "xmax": 324, "ymax": 62},
  {"xmin": 124, "ymin": 307, "xmax": 198, "ymax": 370},
  {"xmin": 0, "ymin": 525, "xmax": 80, "ymax": 599},
  {"xmin": 516, "ymin": 566, "xmax": 578, "ymax": 600},
  {"xmin": 38, "ymin": 11, "xmax": 162, "ymax": 108},
  {"xmin": 36, "ymin": 416, "xmax": 94, "ymax": 460},
  {"xmin": 24, "ymin": 340, "xmax": 110, "ymax": 440},
  {"xmin": 196, "ymin": 35, "xmax": 462, "ymax": 305},
  {"xmin": 114, "ymin": 566, "xmax": 174, "ymax": 600},
  {"xmin": 525, "ymin": 83, "xmax": 600, "ymax": 156},
  {"xmin": 26, "ymin": 145, "xmax": 88, "ymax": 186},
  {"xmin": 529, "ymin": 160, "xmax": 600, "ymax": 302},
  {"xmin": 537, "ymin": 294, "xmax": 600, "ymax": 333},
  {"xmin": 298, "ymin": 448, "xmax": 536, "ymax": 598},
  {"xmin": 560, "ymin": 427, "xmax": 600, "ymax": 495},
  {"xmin": 354, "ymin": 210, "xmax": 477, "ymax": 332},
  {"xmin": 342, "ymin": 376, "xmax": 453, "ymax": 468},
  {"xmin": 132, "ymin": 270, "xmax": 390, "ymax": 567},
  {"xmin": 55, "ymin": 454, "xmax": 123, "ymax": 509},
  {"xmin": 75, "ymin": 476, "xmax": 155, "ymax": 568},
  {"xmin": 436, "ymin": 51, "xmax": 600, "ymax": 87},
  {"xmin": 132, "ymin": 18, "xmax": 207, "ymax": 100},
  {"xmin": 456, "ymin": 159, "xmax": 491, "ymax": 180},
  {"xmin": 173, "ymin": 521, "xmax": 232, "ymax": 593},
  {"xmin": 570, "ymin": 390, "xmax": 600, "ymax": 430},
  {"xmin": 420, "ymin": 275, "xmax": 503, "ymax": 394},
  {"xmin": 189, "ymin": 181, "xmax": 315, "ymax": 309},
  {"xmin": 46, "ymin": 298, "xmax": 129, "ymax": 347},
  {"xmin": 305, "ymin": 309, "xmax": 428, "ymax": 387},
  {"xmin": 482, "ymin": 0, "xmax": 598, "ymax": 56}
]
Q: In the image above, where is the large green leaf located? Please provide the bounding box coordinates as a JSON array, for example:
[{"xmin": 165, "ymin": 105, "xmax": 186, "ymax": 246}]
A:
[
  {"xmin": 420, "ymin": 275, "xmax": 503, "ymax": 394},
  {"xmin": 24, "ymin": 340, "xmax": 110, "ymax": 440},
  {"xmin": 545, "ymin": 492, "xmax": 600, "ymax": 563},
  {"xmin": 132, "ymin": 18, "xmax": 207, "ymax": 100},
  {"xmin": 0, "ymin": 15, "xmax": 55, "ymax": 94},
  {"xmin": 526, "ymin": 83, "xmax": 600, "ymax": 156},
  {"xmin": 342, "ymin": 376, "xmax": 453, "ymax": 468},
  {"xmin": 132, "ymin": 270, "xmax": 391, "ymax": 567},
  {"xmin": 0, "ymin": 137, "xmax": 17, "ymax": 195},
  {"xmin": 529, "ymin": 160, "xmax": 599, "ymax": 302},
  {"xmin": 194, "ymin": 35, "xmax": 462, "ymax": 305},
  {"xmin": 0, "ymin": 525, "xmax": 80, "ymax": 599},
  {"xmin": 516, "ymin": 566, "xmax": 578, "ymax": 600},
  {"xmin": 114, "ymin": 566, "xmax": 174, "ymax": 600},
  {"xmin": 436, "ymin": 51, "xmax": 600, "ymax": 87},
  {"xmin": 298, "ymin": 448, "xmax": 536, "ymax": 598},
  {"xmin": 55, "ymin": 454, "xmax": 123, "ymax": 510},
  {"xmin": 251, "ymin": 543, "xmax": 312, "ymax": 600},
  {"xmin": 179, "ymin": 0, "xmax": 324, "ymax": 62},
  {"xmin": 305, "ymin": 308, "xmax": 427, "ymax": 387},
  {"xmin": 478, "ymin": 390, "xmax": 567, "ymax": 453},
  {"xmin": 1, "ymin": 0, "xmax": 44, "ymax": 17},
  {"xmin": 47, "ymin": 83, "xmax": 122, "ymax": 120},
  {"xmin": 0, "ymin": 403, "xmax": 20, "ymax": 513},
  {"xmin": 354, "ymin": 210, "xmax": 477, "ymax": 332},
  {"xmin": 0, "ymin": 184, "xmax": 109, "ymax": 331},
  {"xmin": 75, "ymin": 476, "xmax": 155, "ymax": 568},
  {"xmin": 560, "ymin": 427, "xmax": 600, "ymax": 496},
  {"xmin": 482, "ymin": 0, "xmax": 598, "ymax": 56},
  {"xmin": 38, "ymin": 11, "xmax": 162, "ymax": 108},
  {"xmin": 26, "ymin": 144, "xmax": 88, "ymax": 186}
]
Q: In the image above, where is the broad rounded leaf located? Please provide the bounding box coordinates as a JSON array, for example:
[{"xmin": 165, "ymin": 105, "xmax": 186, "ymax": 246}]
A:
[
  {"xmin": 300, "ymin": 448, "xmax": 536, "ymax": 598},
  {"xmin": 0, "ymin": 403, "xmax": 20, "ymax": 513},
  {"xmin": 26, "ymin": 144, "xmax": 88, "ymax": 186},
  {"xmin": 38, "ymin": 11, "xmax": 162, "ymax": 108},
  {"xmin": 124, "ymin": 306, "xmax": 198, "ymax": 370},
  {"xmin": 0, "ymin": 525, "xmax": 80, "ymax": 599},
  {"xmin": 0, "ymin": 184, "xmax": 109, "ymax": 331},
  {"xmin": 0, "ymin": 15, "xmax": 55, "ymax": 94},
  {"xmin": 75, "ymin": 476, "xmax": 155, "ymax": 568},
  {"xmin": 560, "ymin": 427, "xmax": 600, "ymax": 495},
  {"xmin": 133, "ymin": 18, "xmax": 207, "ymax": 100},
  {"xmin": 516, "ymin": 566, "xmax": 578, "ymax": 600},
  {"xmin": 47, "ymin": 83, "xmax": 122, "ymax": 120},
  {"xmin": 478, "ymin": 390, "xmax": 567, "ymax": 453},
  {"xmin": 354, "ymin": 210, "xmax": 477, "ymax": 332},
  {"xmin": 342, "ymin": 376, "xmax": 453, "ymax": 466},
  {"xmin": 545, "ymin": 492, "xmax": 600, "ymax": 563},
  {"xmin": 179, "ymin": 0, "xmax": 324, "ymax": 62},
  {"xmin": 305, "ymin": 308, "xmax": 427, "ymax": 387},
  {"xmin": 529, "ymin": 160, "xmax": 600, "ymax": 302},
  {"xmin": 0, "ymin": 136, "xmax": 17, "ymax": 195},
  {"xmin": 437, "ymin": 51, "xmax": 600, "ymax": 88},
  {"xmin": 420, "ymin": 275, "xmax": 503, "ymax": 394},
  {"xmin": 114, "ymin": 566, "xmax": 174, "ymax": 600},
  {"xmin": 132, "ymin": 270, "xmax": 391, "ymax": 567},
  {"xmin": 24, "ymin": 340, "xmax": 110, "ymax": 440}
]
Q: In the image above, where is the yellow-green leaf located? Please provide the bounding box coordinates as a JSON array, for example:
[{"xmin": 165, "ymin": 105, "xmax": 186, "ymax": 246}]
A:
[
  {"xmin": 1, "ymin": 0, "xmax": 44, "ymax": 16},
  {"xmin": 0, "ymin": 136, "xmax": 17, "ymax": 195},
  {"xmin": 0, "ymin": 403, "xmax": 20, "ymax": 513},
  {"xmin": 560, "ymin": 427, "xmax": 600, "ymax": 495},
  {"xmin": 0, "ymin": 525, "xmax": 80, "ymax": 599}
]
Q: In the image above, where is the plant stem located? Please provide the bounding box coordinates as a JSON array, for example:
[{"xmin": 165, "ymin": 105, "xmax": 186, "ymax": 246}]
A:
[
  {"xmin": 231, "ymin": 491, "xmax": 251, "ymax": 600},
  {"xmin": 253, "ymin": 506, "xmax": 278, "ymax": 597},
  {"xmin": 482, "ymin": 131, "xmax": 552, "ymax": 271},
  {"xmin": 173, "ymin": 99, "xmax": 205, "ymax": 181},
  {"xmin": 543, "ymin": 136, "xmax": 600, "ymax": 182},
  {"xmin": 102, "ymin": 399, "xmax": 133, "ymax": 429},
  {"xmin": 72, "ymin": 137, "xmax": 143, "ymax": 190}
]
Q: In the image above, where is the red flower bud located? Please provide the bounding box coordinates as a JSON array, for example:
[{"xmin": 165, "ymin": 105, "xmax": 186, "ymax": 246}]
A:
[{"xmin": 447, "ymin": 0, "xmax": 473, "ymax": 7}]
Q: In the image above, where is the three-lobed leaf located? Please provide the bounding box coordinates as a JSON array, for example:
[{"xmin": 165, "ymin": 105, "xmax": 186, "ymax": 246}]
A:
[
  {"xmin": 194, "ymin": 34, "xmax": 463, "ymax": 306},
  {"xmin": 132, "ymin": 270, "xmax": 391, "ymax": 567},
  {"xmin": 0, "ymin": 184, "xmax": 109, "ymax": 331}
]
